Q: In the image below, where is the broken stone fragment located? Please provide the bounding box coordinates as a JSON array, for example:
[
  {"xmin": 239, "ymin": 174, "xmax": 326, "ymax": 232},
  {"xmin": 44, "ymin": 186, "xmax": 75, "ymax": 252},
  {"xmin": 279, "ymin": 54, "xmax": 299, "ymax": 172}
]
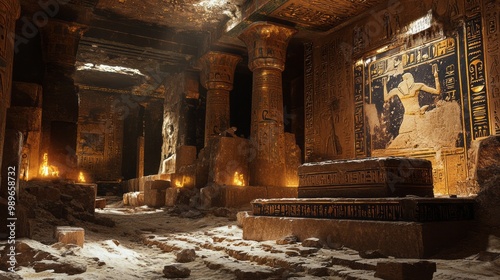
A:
[
  {"xmin": 33, "ymin": 259, "xmax": 87, "ymax": 275},
  {"xmin": 276, "ymin": 235, "xmax": 298, "ymax": 245},
  {"xmin": 176, "ymin": 249, "xmax": 196, "ymax": 263},
  {"xmin": 163, "ymin": 264, "xmax": 191, "ymax": 278},
  {"xmin": 302, "ymin": 237, "xmax": 323, "ymax": 248},
  {"xmin": 359, "ymin": 250, "xmax": 388, "ymax": 259}
]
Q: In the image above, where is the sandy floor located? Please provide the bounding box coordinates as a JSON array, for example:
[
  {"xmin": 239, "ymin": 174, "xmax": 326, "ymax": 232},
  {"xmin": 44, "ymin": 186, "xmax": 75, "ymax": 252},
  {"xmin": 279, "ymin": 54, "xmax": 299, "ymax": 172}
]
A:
[{"xmin": 1, "ymin": 196, "xmax": 500, "ymax": 280}]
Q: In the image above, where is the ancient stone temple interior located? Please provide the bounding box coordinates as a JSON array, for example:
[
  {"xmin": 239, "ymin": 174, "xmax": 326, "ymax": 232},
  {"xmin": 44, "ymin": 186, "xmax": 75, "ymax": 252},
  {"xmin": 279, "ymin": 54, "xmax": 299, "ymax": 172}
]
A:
[{"xmin": 1, "ymin": 0, "xmax": 500, "ymax": 279}]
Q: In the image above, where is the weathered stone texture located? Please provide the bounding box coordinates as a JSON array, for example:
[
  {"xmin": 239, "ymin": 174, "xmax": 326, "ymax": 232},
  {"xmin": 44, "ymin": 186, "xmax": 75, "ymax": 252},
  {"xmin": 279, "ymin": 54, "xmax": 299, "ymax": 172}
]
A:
[
  {"xmin": 470, "ymin": 136, "xmax": 500, "ymax": 231},
  {"xmin": 241, "ymin": 214, "xmax": 474, "ymax": 258},
  {"xmin": 54, "ymin": 226, "xmax": 85, "ymax": 247},
  {"xmin": 375, "ymin": 261, "xmax": 436, "ymax": 280}
]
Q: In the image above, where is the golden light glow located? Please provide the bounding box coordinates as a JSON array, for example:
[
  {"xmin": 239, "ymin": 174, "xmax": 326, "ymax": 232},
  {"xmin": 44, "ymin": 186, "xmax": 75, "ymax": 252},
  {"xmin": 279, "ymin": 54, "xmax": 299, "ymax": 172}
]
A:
[
  {"xmin": 78, "ymin": 172, "xmax": 86, "ymax": 183},
  {"xmin": 175, "ymin": 180, "xmax": 183, "ymax": 188},
  {"xmin": 174, "ymin": 176, "xmax": 192, "ymax": 188},
  {"xmin": 233, "ymin": 172, "xmax": 245, "ymax": 186},
  {"xmin": 39, "ymin": 153, "xmax": 59, "ymax": 177}
]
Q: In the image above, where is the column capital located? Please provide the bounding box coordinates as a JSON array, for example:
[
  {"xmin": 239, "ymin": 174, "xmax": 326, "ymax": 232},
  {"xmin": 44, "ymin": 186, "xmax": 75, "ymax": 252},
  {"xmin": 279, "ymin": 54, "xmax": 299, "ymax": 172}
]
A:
[
  {"xmin": 199, "ymin": 51, "xmax": 242, "ymax": 91},
  {"xmin": 238, "ymin": 22, "xmax": 296, "ymax": 72},
  {"xmin": 41, "ymin": 20, "xmax": 87, "ymax": 67},
  {"xmin": 0, "ymin": 0, "xmax": 21, "ymax": 19}
]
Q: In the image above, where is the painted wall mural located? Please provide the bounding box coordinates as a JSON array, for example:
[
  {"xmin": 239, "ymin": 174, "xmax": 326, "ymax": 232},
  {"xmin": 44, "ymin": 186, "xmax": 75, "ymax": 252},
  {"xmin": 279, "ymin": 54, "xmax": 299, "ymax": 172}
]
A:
[{"xmin": 365, "ymin": 37, "xmax": 464, "ymax": 153}]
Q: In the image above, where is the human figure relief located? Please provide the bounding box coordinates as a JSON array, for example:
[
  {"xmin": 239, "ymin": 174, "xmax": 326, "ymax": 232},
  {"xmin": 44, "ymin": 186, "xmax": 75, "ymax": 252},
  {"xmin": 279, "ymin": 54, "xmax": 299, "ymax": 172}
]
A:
[{"xmin": 382, "ymin": 65, "xmax": 441, "ymax": 145}]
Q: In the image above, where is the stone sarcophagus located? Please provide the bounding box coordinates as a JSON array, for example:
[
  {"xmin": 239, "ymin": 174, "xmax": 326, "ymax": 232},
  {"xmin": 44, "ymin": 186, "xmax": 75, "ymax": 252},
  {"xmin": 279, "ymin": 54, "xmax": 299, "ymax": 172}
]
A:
[{"xmin": 298, "ymin": 157, "xmax": 434, "ymax": 198}]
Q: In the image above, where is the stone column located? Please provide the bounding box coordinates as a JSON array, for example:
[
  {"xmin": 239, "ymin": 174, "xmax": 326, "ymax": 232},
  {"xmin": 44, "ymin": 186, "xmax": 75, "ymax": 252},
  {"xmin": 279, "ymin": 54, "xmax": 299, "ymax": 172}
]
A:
[
  {"xmin": 199, "ymin": 51, "xmax": 241, "ymax": 145},
  {"xmin": 0, "ymin": 0, "xmax": 21, "ymax": 179},
  {"xmin": 238, "ymin": 22, "xmax": 296, "ymax": 186},
  {"xmin": 40, "ymin": 20, "xmax": 85, "ymax": 177}
]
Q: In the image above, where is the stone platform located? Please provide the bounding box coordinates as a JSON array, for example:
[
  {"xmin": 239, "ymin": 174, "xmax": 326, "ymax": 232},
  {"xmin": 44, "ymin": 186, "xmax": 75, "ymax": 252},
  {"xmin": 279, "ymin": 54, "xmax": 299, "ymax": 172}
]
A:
[
  {"xmin": 241, "ymin": 213, "xmax": 474, "ymax": 258},
  {"xmin": 251, "ymin": 197, "xmax": 475, "ymax": 222},
  {"xmin": 298, "ymin": 157, "xmax": 434, "ymax": 198}
]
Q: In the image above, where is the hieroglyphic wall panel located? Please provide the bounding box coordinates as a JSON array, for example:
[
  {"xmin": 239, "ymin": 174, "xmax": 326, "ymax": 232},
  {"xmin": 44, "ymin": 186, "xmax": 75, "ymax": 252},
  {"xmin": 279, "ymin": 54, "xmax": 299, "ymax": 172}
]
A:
[
  {"xmin": 304, "ymin": 42, "xmax": 314, "ymax": 162},
  {"xmin": 306, "ymin": 0, "xmax": 494, "ymax": 195},
  {"xmin": 367, "ymin": 37, "xmax": 463, "ymax": 152},
  {"xmin": 482, "ymin": 0, "xmax": 500, "ymax": 135},
  {"xmin": 77, "ymin": 90, "xmax": 124, "ymax": 181},
  {"xmin": 464, "ymin": 15, "xmax": 491, "ymax": 139}
]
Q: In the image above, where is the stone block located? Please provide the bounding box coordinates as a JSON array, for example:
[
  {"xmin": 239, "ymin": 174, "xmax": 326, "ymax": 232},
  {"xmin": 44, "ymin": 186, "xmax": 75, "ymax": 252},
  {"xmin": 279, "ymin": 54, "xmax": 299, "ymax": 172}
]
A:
[
  {"xmin": 124, "ymin": 192, "xmax": 145, "ymax": 207},
  {"xmin": 145, "ymin": 180, "xmax": 171, "ymax": 190},
  {"xmin": 241, "ymin": 214, "xmax": 474, "ymax": 258},
  {"xmin": 207, "ymin": 137, "xmax": 250, "ymax": 186},
  {"xmin": 144, "ymin": 180, "xmax": 170, "ymax": 207},
  {"xmin": 298, "ymin": 157, "xmax": 434, "ymax": 198},
  {"xmin": 61, "ymin": 183, "xmax": 97, "ymax": 214},
  {"xmin": 145, "ymin": 189, "xmax": 166, "ymax": 208},
  {"xmin": 95, "ymin": 198, "xmax": 106, "ymax": 209},
  {"xmin": 374, "ymin": 261, "xmax": 436, "ymax": 280},
  {"xmin": 175, "ymin": 145, "xmax": 197, "ymax": 173},
  {"xmin": 172, "ymin": 164, "xmax": 197, "ymax": 189},
  {"xmin": 54, "ymin": 226, "xmax": 85, "ymax": 247},
  {"xmin": 165, "ymin": 188, "xmax": 180, "ymax": 207}
]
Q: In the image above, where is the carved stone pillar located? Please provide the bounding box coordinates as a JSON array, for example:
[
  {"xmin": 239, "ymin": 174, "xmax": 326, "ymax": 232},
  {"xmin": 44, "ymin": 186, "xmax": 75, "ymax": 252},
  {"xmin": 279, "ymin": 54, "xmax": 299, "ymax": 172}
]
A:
[
  {"xmin": 0, "ymin": 0, "xmax": 21, "ymax": 179},
  {"xmin": 239, "ymin": 22, "xmax": 296, "ymax": 186},
  {"xmin": 40, "ymin": 20, "xmax": 86, "ymax": 176},
  {"xmin": 199, "ymin": 51, "xmax": 241, "ymax": 145}
]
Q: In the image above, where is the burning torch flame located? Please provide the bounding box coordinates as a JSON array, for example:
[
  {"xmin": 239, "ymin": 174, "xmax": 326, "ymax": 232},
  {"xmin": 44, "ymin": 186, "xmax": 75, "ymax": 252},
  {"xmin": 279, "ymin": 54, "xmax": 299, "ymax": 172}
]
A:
[
  {"xmin": 78, "ymin": 172, "xmax": 86, "ymax": 183},
  {"xmin": 233, "ymin": 172, "xmax": 245, "ymax": 186},
  {"xmin": 39, "ymin": 153, "xmax": 59, "ymax": 177}
]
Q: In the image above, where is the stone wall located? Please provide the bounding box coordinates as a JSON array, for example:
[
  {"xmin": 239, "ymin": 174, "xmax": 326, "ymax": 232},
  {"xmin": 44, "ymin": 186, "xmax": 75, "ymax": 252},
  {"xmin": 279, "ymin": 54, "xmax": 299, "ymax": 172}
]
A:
[
  {"xmin": 306, "ymin": 0, "xmax": 499, "ymax": 195},
  {"xmin": 77, "ymin": 89, "xmax": 124, "ymax": 181},
  {"xmin": 160, "ymin": 71, "xmax": 202, "ymax": 174}
]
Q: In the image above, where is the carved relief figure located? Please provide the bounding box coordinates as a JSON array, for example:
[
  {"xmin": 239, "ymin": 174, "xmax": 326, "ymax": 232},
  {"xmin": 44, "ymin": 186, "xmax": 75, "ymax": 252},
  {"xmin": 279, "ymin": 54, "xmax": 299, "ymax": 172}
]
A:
[
  {"xmin": 382, "ymin": 67, "xmax": 441, "ymax": 147},
  {"xmin": 319, "ymin": 97, "xmax": 342, "ymax": 156}
]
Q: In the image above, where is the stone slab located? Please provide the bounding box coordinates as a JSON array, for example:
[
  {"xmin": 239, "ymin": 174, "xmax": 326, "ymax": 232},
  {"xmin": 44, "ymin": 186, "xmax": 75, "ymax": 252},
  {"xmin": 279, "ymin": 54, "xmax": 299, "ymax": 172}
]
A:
[
  {"xmin": 251, "ymin": 197, "xmax": 475, "ymax": 222},
  {"xmin": 55, "ymin": 226, "xmax": 84, "ymax": 247},
  {"xmin": 241, "ymin": 213, "xmax": 474, "ymax": 258},
  {"xmin": 298, "ymin": 157, "xmax": 434, "ymax": 198}
]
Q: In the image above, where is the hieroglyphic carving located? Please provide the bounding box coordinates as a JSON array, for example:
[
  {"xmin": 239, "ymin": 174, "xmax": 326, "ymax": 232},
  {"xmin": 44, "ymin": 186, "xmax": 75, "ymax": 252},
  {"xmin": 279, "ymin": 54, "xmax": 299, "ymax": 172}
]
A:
[
  {"xmin": 304, "ymin": 42, "xmax": 314, "ymax": 161},
  {"xmin": 465, "ymin": 0, "xmax": 481, "ymax": 16},
  {"xmin": 445, "ymin": 153, "xmax": 467, "ymax": 194},
  {"xmin": 199, "ymin": 51, "xmax": 241, "ymax": 145},
  {"xmin": 270, "ymin": 0, "xmax": 387, "ymax": 32},
  {"xmin": 299, "ymin": 167, "xmax": 432, "ymax": 186},
  {"xmin": 354, "ymin": 64, "xmax": 365, "ymax": 157},
  {"xmin": 465, "ymin": 16, "xmax": 491, "ymax": 139},
  {"xmin": 483, "ymin": 0, "xmax": 500, "ymax": 135},
  {"xmin": 239, "ymin": 22, "xmax": 296, "ymax": 186},
  {"xmin": 273, "ymin": 2, "xmax": 338, "ymax": 31},
  {"xmin": 252, "ymin": 198, "xmax": 475, "ymax": 222}
]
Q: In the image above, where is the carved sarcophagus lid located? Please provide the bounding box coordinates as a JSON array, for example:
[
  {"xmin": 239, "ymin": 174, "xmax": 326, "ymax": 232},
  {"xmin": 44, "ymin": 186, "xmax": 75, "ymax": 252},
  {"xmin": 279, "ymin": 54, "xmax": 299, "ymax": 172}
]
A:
[{"xmin": 298, "ymin": 157, "xmax": 434, "ymax": 198}]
